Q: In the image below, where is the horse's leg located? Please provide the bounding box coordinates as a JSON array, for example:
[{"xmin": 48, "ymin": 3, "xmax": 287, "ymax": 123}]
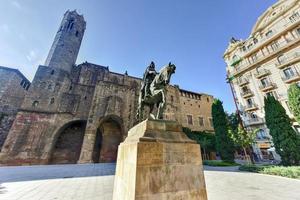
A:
[
  {"xmin": 156, "ymin": 91, "xmax": 166, "ymax": 119},
  {"xmin": 149, "ymin": 104, "xmax": 155, "ymax": 119}
]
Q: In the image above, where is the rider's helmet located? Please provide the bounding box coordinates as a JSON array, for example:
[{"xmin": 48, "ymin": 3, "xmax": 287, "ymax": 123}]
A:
[{"xmin": 149, "ymin": 61, "xmax": 155, "ymax": 70}]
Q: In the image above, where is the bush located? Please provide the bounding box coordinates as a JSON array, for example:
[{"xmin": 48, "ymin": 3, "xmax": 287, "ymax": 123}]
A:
[
  {"xmin": 239, "ymin": 164, "xmax": 300, "ymax": 179},
  {"xmin": 203, "ymin": 160, "xmax": 239, "ymax": 167},
  {"xmin": 260, "ymin": 166, "xmax": 300, "ymax": 179}
]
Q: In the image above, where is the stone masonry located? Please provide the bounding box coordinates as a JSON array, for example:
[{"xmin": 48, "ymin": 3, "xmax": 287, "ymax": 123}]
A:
[{"xmin": 0, "ymin": 10, "xmax": 214, "ymax": 166}]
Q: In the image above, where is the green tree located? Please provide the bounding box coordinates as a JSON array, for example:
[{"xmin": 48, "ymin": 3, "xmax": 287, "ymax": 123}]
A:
[
  {"xmin": 183, "ymin": 127, "xmax": 216, "ymax": 160},
  {"xmin": 288, "ymin": 83, "xmax": 300, "ymax": 123},
  {"xmin": 227, "ymin": 112, "xmax": 239, "ymax": 132},
  {"xmin": 212, "ymin": 99, "xmax": 235, "ymax": 162},
  {"xmin": 264, "ymin": 96, "xmax": 300, "ymax": 166},
  {"xmin": 229, "ymin": 125, "xmax": 257, "ymax": 164}
]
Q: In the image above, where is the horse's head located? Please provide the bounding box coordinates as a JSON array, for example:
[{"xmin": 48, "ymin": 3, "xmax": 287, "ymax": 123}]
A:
[{"xmin": 159, "ymin": 62, "xmax": 176, "ymax": 85}]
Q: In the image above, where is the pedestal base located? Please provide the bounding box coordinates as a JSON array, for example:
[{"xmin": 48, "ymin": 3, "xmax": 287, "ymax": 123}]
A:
[{"xmin": 113, "ymin": 119, "xmax": 207, "ymax": 200}]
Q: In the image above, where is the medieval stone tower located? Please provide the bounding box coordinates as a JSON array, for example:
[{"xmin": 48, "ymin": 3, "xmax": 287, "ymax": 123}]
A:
[{"xmin": 45, "ymin": 10, "xmax": 86, "ymax": 72}]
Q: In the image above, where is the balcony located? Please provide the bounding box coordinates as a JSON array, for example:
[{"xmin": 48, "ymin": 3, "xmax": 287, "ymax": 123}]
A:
[
  {"xmin": 245, "ymin": 118, "xmax": 265, "ymax": 126},
  {"xmin": 275, "ymin": 52, "xmax": 300, "ymax": 69},
  {"xmin": 259, "ymin": 82, "xmax": 276, "ymax": 92},
  {"xmin": 254, "ymin": 69, "xmax": 270, "ymax": 79},
  {"xmin": 232, "ymin": 33, "xmax": 300, "ymax": 76},
  {"xmin": 238, "ymin": 78, "xmax": 249, "ymax": 87},
  {"xmin": 243, "ymin": 16, "xmax": 300, "ymax": 56},
  {"xmin": 281, "ymin": 71, "xmax": 300, "ymax": 84},
  {"xmin": 245, "ymin": 104, "xmax": 259, "ymax": 112},
  {"xmin": 241, "ymin": 90, "xmax": 254, "ymax": 98}
]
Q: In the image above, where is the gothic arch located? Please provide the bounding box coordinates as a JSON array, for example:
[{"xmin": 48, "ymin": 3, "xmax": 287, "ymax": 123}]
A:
[
  {"xmin": 92, "ymin": 115, "xmax": 125, "ymax": 163},
  {"xmin": 49, "ymin": 119, "xmax": 87, "ymax": 164}
]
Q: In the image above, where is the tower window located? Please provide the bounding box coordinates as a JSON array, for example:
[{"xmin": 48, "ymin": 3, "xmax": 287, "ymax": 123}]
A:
[
  {"xmin": 50, "ymin": 98, "xmax": 55, "ymax": 104},
  {"xmin": 187, "ymin": 115, "xmax": 193, "ymax": 125},
  {"xmin": 50, "ymin": 70, "xmax": 55, "ymax": 75},
  {"xmin": 76, "ymin": 31, "xmax": 79, "ymax": 37},
  {"xmin": 32, "ymin": 101, "xmax": 39, "ymax": 107},
  {"xmin": 67, "ymin": 19, "xmax": 74, "ymax": 30},
  {"xmin": 199, "ymin": 117, "xmax": 204, "ymax": 126}
]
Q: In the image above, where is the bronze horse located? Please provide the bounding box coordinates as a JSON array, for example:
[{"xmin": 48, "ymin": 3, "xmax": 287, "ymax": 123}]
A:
[{"xmin": 137, "ymin": 62, "xmax": 176, "ymax": 120}]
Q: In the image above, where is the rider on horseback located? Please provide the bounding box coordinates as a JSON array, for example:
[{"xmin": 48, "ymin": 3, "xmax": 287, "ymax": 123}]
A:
[{"xmin": 141, "ymin": 61, "xmax": 157, "ymax": 99}]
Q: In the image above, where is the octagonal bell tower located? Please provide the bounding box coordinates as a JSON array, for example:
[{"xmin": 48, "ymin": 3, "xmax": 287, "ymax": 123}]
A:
[{"xmin": 45, "ymin": 10, "xmax": 86, "ymax": 73}]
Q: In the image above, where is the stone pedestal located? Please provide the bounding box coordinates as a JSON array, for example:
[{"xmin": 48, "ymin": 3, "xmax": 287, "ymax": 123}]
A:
[{"xmin": 113, "ymin": 119, "xmax": 207, "ymax": 200}]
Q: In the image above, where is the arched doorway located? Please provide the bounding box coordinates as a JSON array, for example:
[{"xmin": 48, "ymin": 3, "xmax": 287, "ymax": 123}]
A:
[
  {"xmin": 50, "ymin": 120, "xmax": 86, "ymax": 164},
  {"xmin": 92, "ymin": 116, "xmax": 123, "ymax": 163}
]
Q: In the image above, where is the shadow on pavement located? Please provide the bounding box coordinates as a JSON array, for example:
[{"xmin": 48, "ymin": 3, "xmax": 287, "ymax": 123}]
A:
[
  {"xmin": 203, "ymin": 165, "xmax": 240, "ymax": 172},
  {"xmin": 0, "ymin": 163, "xmax": 116, "ymax": 183}
]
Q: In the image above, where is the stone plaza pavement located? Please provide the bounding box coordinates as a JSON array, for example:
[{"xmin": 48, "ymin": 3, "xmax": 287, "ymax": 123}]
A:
[{"xmin": 0, "ymin": 164, "xmax": 299, "ymax": 200}]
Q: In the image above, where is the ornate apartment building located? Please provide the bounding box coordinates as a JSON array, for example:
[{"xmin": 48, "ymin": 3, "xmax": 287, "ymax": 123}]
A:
[
  {"xmin": 0, "ymin": 10, "xmax": 214, "ymax": 166},
  {"xmin": 224, "ymin": 0, "xmax": 300, "ymax": 160}
]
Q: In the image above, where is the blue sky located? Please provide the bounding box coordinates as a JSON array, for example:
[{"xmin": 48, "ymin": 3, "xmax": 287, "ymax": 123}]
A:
[{"xmin": 0, "ymin": 0, "xmax": 277, "ymax": 112}]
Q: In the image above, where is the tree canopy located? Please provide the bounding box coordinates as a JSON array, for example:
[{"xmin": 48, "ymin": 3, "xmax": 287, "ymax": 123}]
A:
[{"xmin": 264, "ymin": 96, "xmax": 300, "ymax": 166}]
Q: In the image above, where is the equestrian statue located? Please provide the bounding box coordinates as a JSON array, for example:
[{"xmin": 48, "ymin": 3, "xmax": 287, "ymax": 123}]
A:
[{"xmin": 136, "ymin": 61, "xmax": 176, "ymax": 121}]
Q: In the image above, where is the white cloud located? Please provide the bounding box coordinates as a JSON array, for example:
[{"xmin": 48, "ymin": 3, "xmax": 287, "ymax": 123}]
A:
[
  {"xmin": 11, "ymin": 1, "xmax": 21, "ymax": 9},
  {"xmin": 26, "ymin": 50, "xmax": 37, "ymax": 62}
]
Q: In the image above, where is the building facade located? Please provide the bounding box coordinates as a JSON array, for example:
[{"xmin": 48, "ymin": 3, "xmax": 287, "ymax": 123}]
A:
[
  {"xmin": 0, "ymin": 10, "xmax": 214, "ymax": 166},
  {"xmin": 224, "ymin": 0, "xmax": 300, "ymax": 160}
]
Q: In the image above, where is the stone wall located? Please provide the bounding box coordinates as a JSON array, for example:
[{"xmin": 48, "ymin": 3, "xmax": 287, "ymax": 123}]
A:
[
  {"xmin": 179, "ymin": 90, "xmax": 214, "ymax": 132},
  {"xmin": 0, "ymin": 66, "xmax": 30, "ymax": 151}
]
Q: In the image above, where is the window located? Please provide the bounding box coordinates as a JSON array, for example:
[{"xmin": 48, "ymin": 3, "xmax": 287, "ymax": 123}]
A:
[
  {"xmin": 277, "ymin": 54, "xmax": 286, "ymax": 64},
  {"xmin": 76, "ymin": 31, "xmax": 79, "ymax": 37},
  {"xmin": 250, "ymin": 112, "xmax": 257, "ymax": 119},
  {"xmin": 256, "ymin": 129, "xmax": 267, "ymax": 139},
  {"xmin": 207, "ymin": 97, "xmax": 209, "ymax": 102},
  {"xmin": 209, "ymin": 118, "xmax": 213, "ymax": 127},
  {"xmin": 265, "ymin": 30, "xmax": 273, "ymax": 38},
  {"xmin": 187, "ymin": 115, "xmax": 193, "ymax": 125},
  {"xmin": 20, "ymin": 80, "xmax": 25, "ymax": 86},
  {"xmin": 50, "ymin": 98, "xmax": 55, "ymax": 104},
  {"xmin": 253, "ymin": 38, "xmax": 258, "ymax": 44},
  {"xmin": 296, "ymin": 27, "xmax": 300, "ymax": 36},
  {"xmin": 260, "ymin": 78, "xmax": 269, "ymax": 87},
  {"xmin": 246, "ymin": 98, "xmax": 253, "ymax": 107},
  {"xmin": 289, "ymin": 12, "xmax": 300, "ymax": 23},
  {"xmin": 266, "ymin": 91, "xmax": 276, "ymax": 99},
  {"xmin": 50, "ymin": 70, "xmax": 54, "ymax": 75},
  {"xmin": 247, "ymin": 44, "xmax": 253, "ymax": 49},
  {"xmin": 32, "ymin": 101, "xmax": 39, "ymax": 107},
  {"xmin": 171, "ymin": 95, "xmax": 174, "ymax": 102},
  {"xmin": 251, "ymin": 53, "xmax": 258, "ymax": 62},
  {"xmin": 242, "ymin": 46, "xmax": 246, "ymax": 52},
  {"xmin": 199, "ymin": 117, "xmax": 204, "ymax": 126},
  {"xmin": 232, "ymin": 55, "xmax": 239, "ymax": 62},
  {"xmin": 270, "ymin": 41, "xmax": 279, "ymax": 51},
  {"xmin": 283, "ymin": 67, "xmax": 295, "ymax": 79},
  {"xmin": 242, "ymin": 86, "xmax": 249, "ymax": 93},
  {"xmin": 67, "ymin": 19, "xmax": 74, "ymax": 30}
]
